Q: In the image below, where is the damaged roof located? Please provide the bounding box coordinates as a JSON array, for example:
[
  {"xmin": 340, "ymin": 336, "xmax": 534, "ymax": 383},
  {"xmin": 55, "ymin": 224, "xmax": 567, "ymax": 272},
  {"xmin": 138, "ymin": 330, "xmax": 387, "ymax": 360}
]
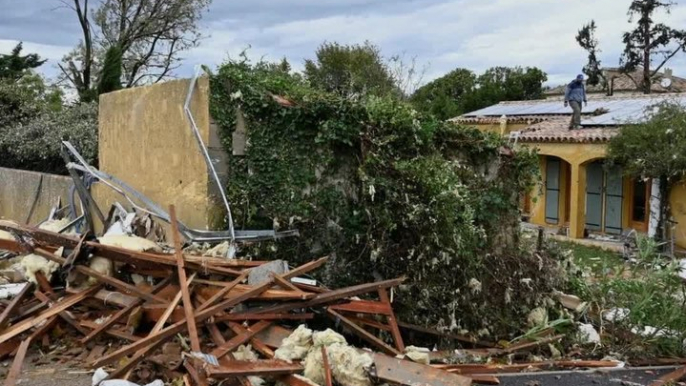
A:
[{"xmin": 515, "ymin": 118, "xmax": 619, "ymax": 143}]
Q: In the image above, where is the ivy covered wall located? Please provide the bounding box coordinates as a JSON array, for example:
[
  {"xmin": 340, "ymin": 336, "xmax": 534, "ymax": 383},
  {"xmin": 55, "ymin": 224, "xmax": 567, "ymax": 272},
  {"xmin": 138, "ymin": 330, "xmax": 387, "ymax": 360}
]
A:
[{"xmin": 209, "ymin": 60, "xmax": 563, "ymax": 339}]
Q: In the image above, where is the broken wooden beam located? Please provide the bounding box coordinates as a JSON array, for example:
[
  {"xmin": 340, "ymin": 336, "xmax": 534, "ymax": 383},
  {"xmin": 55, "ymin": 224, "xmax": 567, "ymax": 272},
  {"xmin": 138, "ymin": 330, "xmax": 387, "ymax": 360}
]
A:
[
  {"xmin": 327, "ymin": 308, "xmax": 400, "ymax": 356},
  {"xmin": 0, "ymin": 282, "xmax": 33, "ymax": 330},
  {"xmin": 4, "ymin": 337, "xmax": 31, "ymax": 386},
  {"xmin": 206, "ymin": 360, "xmax": 304, "ymax": 378},
  {"xmin": 169, "ymin": 205, "xmax": 201, "ymax": 354}
]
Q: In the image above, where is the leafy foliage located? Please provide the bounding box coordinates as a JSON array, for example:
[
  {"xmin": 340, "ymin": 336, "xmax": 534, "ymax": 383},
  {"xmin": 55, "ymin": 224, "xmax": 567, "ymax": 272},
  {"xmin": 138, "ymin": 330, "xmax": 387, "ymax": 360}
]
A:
[
  {"xmin": 0, "ymin": 42, "xmax": 46, "ymax": 81},
  {"xmin": 608, "ymin": 102, "xmax": 686, "ymax": 239},
  {"xmin": 410, "ymin": 66, "xmax": 547, "ymax": 120},
  {"xmin": 60, "ymin": 0, "xmax": 211, "ymax": 101},
  {"xmin": 304, "ymin": 41, "xmax": 400, "ymax": 98},
  {"xmin": 0, "ymin": 102, "xmax": 98, "ymax": 174},
  {"xmin": 98, "ymin": 45, "xmax": 123, "ymax": 95},
  {"xmin": 209, "ymin": 59, "xmax": 563, "ymax": 338},
  {"xmin": 576, "ymin": 21, "xmax": 606, "ymax": 88}
]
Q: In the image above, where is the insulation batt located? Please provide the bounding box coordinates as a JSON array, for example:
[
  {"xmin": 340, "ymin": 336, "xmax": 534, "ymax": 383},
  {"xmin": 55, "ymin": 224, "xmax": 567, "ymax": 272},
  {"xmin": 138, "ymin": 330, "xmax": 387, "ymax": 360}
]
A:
[
  {"xmin": 0, "ymin": 230, "xmax": 16, "ymax": 241},
  {"xmin": 20, "ymin": 254, "xmax": 60, "ymax": 284},
  {"xmin": 39, "ymin": 218, "xmax": 77, "ymax": 235},
  {"xmin": 274, "ymin": 324, "xmax": 313, "ymax": 363},
  {"xmin": 275, "ymin": 327, "xmax": 372, "ymax": 386},
  {"xmin": 86, "ymin": 256, "xmax": 114, "ymax": 286},
  {"xmin": 400, "ymin": 346, "xmax": 431, "ymax": 365},
  {"xmin": 232, "ymin": 345, "xmax": 264, "ymax": 386},
  {"xmin": 98, "ymin": 235, "xmax": 162, "ymax": 253}
]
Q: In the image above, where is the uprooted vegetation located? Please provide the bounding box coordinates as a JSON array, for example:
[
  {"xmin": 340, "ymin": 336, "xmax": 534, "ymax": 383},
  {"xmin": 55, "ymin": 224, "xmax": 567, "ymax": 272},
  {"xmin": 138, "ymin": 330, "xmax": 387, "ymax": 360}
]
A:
[
  {"xmin": 549, "ymin": 238, "xmax": 686, "ymax": 358},
  {"xmin": 208, "ymin": 59, "xmax": 567, "ymax": 341}
]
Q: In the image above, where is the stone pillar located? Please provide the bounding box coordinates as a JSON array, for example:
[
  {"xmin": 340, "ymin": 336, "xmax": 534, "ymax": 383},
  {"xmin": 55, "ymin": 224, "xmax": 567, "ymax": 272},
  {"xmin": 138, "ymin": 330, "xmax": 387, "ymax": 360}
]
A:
[{"xmin": 568, "ymin": 163, "xmax": 587, "ymax": 239}]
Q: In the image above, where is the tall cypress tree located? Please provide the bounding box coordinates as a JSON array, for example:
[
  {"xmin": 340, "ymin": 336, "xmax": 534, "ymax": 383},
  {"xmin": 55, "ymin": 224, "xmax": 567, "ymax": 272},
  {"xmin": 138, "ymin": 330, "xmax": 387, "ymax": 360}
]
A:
[{"xmin": 97, "ymin": 46, "xmax": 123, "ymax": 96}]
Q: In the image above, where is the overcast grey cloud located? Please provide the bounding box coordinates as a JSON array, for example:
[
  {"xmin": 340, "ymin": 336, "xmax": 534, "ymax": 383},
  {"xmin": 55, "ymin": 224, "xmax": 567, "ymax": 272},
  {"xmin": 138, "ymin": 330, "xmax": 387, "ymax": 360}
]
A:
[{"xmin": 2, "ymin": 0, "xmax": 686, "ymax": 89}]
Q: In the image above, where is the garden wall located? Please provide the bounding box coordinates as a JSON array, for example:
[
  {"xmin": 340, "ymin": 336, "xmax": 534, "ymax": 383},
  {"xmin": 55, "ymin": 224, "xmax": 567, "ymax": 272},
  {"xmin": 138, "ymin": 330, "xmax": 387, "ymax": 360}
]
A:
[{"xmin": 0, "ymin": 167, "xmax": 72, "ymax": 224}]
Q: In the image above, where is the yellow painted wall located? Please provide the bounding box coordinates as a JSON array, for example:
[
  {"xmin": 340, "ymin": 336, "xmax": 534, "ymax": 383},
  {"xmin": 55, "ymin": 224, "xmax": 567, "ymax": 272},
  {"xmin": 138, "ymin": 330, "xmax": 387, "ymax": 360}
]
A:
[
  {"xmin": 0, "ymin": 168, "xmax": 72, "ymax": 224},
  {"xmin": 94, "ymin": 77, "xmax": 226, "ymax": 230},
  {"xmin": 669, "ymin": 181, "xmax": 686, "ymax": 249}
]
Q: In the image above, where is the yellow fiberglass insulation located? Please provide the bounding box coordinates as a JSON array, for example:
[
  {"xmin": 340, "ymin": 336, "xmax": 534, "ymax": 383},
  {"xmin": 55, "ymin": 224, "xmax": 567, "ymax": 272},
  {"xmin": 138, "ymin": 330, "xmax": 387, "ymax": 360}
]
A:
[
  {"xmin": 20, "ymin": 253, "xmax": 60, "ymax": 284},
  {"xmin": 401, "ymin": 346, "xmax": 431, "ymax": 365},
  {"xmin": 301, "ymin": 329, "xmax": 373, "ymax": 386},
  {"xmin": 232, "ymin": 345, "xmax": 264, "ymax": 386},
  {"xmin": 98, "ymin": 235, "xmax": 163, "ymax": 253},
  {"xmin": 39, "ymin": 218, "xmax": 77, "ymax": 234},
  {"xmin": 274, "ymin": 324, "xmax": 313, "ymax": 363},
  {"xmin": 0, "ymin": 230, "xmax": 16, "ymax": 241},
  {"xmin": 86, "ymin": 256, "xmax": 114, "ymax": 285}
]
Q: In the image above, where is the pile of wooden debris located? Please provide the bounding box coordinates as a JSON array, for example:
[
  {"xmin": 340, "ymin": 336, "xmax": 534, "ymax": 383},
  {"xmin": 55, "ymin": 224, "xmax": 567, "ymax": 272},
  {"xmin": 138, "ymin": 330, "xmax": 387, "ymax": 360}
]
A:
[
  {"xmin": 3, "ymin": 210, "xmax": 662, "ymax": 386},
  {"xmin": 0, "ymin": 212, "xmax": 478, "ymax": 386}
]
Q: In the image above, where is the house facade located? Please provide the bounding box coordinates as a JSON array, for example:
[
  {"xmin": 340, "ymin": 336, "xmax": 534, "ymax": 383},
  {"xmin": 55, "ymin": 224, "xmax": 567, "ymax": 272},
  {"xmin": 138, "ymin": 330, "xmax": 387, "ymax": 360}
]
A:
[{"xmin": 454, "ymin": 94, "xmax": 686, "ymax": 249}]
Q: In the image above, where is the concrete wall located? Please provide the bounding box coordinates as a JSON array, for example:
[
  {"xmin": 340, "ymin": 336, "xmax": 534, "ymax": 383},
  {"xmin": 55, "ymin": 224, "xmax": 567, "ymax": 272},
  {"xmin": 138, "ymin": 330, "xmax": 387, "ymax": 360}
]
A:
[
  {"xmin": 95, "ymin": 77, "xmax": 227, "ymax": 230},
  {"xmin": 0, "ymin": 168, "xmax": 72, "ymax": 224}
]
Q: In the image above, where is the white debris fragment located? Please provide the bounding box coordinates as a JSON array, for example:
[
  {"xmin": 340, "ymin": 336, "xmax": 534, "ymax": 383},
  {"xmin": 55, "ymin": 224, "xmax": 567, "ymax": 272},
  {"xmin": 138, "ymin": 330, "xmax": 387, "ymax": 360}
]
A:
[
  {"xmin": 603, "ymin": 308, "xmax": 630, "ymax": 322},
  {"xmin": 577, "ymin": 323, "xmax": 601, "ymax": 344},
  {"xmin": 402, "ymin": 346, "xmax": 431, "ymax": 365},
  {"xmin": 526, "ymin": 307, "xmax": 548, "ymax": 328},
  {"xmin": 98, "ymin": 235, "xmax": 162, "ymax": 253},
  {"xmin": 0, "ymin": 230, "xmax": 16, "ymax": 241},
  {"xmin": 468, "ymin": 278, "xmax": 482, "ymax": 294},
  {"xmin": 93, "ymin": 367, "xmax": 164, "ymax": 386}
]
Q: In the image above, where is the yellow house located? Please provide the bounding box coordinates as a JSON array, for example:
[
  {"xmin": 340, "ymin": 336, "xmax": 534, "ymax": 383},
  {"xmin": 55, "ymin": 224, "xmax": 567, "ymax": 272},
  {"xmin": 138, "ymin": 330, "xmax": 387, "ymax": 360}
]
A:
[{"xmin": 454, "ymin": 94, "xmax": 686, "ymax": 249}]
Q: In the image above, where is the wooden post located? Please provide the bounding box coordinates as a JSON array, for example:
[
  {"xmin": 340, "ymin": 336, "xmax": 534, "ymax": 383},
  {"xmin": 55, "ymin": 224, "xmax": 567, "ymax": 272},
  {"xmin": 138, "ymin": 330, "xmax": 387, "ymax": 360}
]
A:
[{"xmin": 169, "ymin": 205, "xmax": 201, "ymax": 354}]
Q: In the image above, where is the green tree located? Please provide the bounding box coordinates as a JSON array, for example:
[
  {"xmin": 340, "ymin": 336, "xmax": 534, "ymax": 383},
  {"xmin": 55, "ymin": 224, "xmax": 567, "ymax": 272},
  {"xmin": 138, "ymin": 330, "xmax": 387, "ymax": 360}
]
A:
[
  {"xmin": 411, "ymin": 66, "xmax": 547, "ymax": 119},
  {"xmin": 304, "ymin": 41, "xmax": 399, "ymax": 97},
  {"xmin": 60, "ymin": 0, "xmax": 211, "ymax": 101},
  {"xmin": 410, "ymin": 68, "xmax": 476, "ymax": 120},
  {"xmin": 0, "ymin": 42, "xmax": 46, "ymax": 81},
  {"xmin": 576, "ymin": 21, "xmax": 606, "ymax": 88},
  {"xmin": 578, "ymin": 1, "xmax": 686, "ymax": 94},
  {"xmin": 97, "ymin": 45, "xmax": 123, "ymax": 95},
  {"xmin": 607, "ymin": 102, "xmax": 686, "ymax": 240}
]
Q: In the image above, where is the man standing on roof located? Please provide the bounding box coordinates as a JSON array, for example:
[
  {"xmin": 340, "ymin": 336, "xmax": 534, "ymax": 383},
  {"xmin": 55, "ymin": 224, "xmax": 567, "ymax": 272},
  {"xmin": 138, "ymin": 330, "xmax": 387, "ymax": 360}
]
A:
[{"xmin": 564, "ymin": 74, "xmax": 587, "ymax": 129}]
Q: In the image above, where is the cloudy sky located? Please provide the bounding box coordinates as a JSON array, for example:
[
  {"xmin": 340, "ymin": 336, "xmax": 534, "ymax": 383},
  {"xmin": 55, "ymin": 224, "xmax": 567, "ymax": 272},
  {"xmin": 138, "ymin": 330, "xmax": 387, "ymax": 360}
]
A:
[{"xmin": 2, "ymin": 0, "xmax": 686, "ymax": 89}]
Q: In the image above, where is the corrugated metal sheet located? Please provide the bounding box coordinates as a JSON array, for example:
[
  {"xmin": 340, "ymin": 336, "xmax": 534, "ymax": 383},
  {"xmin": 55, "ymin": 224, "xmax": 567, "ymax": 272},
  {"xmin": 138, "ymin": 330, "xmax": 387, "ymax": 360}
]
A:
[{"xmin": 462, "ymin": 94, "xmax": 686, "ymax": 126}]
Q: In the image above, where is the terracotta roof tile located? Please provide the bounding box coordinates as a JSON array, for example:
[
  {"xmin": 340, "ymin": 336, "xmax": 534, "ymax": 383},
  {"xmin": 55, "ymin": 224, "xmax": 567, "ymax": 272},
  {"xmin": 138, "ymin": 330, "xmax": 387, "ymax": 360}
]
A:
[
  {"xmin": 515, "ymin": 118, "xmax": 618, "ymax": 143},
  {"xmin": 450, "ymin": 116, "xmax": 549, "ymax": 124}
]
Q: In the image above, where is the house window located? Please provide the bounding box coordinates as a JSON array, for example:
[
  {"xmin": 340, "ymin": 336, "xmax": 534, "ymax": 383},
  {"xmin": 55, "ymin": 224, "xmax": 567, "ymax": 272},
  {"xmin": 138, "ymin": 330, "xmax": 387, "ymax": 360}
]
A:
[{"xmin": 632, "ymin": 179, "xmax": 647, "ymax": 222}]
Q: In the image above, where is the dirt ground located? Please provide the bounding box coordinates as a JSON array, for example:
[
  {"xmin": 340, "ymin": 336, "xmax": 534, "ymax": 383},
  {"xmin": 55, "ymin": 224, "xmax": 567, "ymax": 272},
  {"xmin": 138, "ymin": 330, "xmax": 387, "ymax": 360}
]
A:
[{"xmin": 1, "ymin": 353, "xmax": 91, "ymax": 386}]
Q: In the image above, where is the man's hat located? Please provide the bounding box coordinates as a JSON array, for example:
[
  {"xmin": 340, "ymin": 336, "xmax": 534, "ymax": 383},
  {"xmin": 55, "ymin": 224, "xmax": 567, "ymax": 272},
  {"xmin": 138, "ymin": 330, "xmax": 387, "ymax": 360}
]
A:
[{"xmin": 576, "ymin": 74, "xmax": 584, "ymax": 80}]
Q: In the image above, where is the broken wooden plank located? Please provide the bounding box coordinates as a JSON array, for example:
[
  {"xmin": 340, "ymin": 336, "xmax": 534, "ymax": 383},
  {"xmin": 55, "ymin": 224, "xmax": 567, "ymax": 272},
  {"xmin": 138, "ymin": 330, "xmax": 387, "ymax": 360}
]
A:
[
  {"xmin": 366, "ymin": 351, "xmax": 471, "ymax": 386},
  {"xmin": 378, "ymin": 288, "xmax": 404, "ymax": 352},
  {"xmin": 169, "ymin": 205, "xmax": 201, "ymax": 354},
  {"xmin": 329, "ymin": 300, "xmax": 392, "ymax": 315},
  {"xmin": 0, "ymin": 282, "xmax": 33, "ymax": 330},
  {"xmin": 327, "ymin": 308, "xmax": 400, "ymax": 356},
  {"xmin": 502, "ymin": 334, "xmax": 565, "ymax": 354},
  {"xmin": 206, "ymin": 360, "xmax": 303, "ymax": 378},
  {"xmin": 214, "ymin": 312, "xmax": 314, "ymax": 322},
  {"xmin": 649, "ymin": 365, "xmax": 686, "ymax": 386},
  {"xmin": 321, "ymin": 346, "xmax": 332, "ymax": 386},
  {"xmin": 34, "ymin": 290, "xmax": 89, "ymax": 335},
  {"xmin": 195, "ymin": 285, "xmax": 316, "ymax": 302},
  {"xmin": 34, "ymin": 272, "xmax": 56, "ymax": 298},
  {"xmin": 196, "ymin": 271, "xmax": 249, "ymax": 312},
  {"xmin": 0, "ymin": 285, "xmax": 101, "ymax": 344},
  {"xmin": 81, "ymin": 277, "xmax": 171, "ymax": 343},
  {"xmin": 81, "ymin": 320, "xmax": 141, "ymax": 342},
  {"xmin": 4, "ymin": 338, "xmax": 31, "ymax": 386},
  {"xmin": 212, "ymin": 320, "xmax": 272, "ymax": 359},
  {"xmin": 250, "ymin": 277, "xmax": 406, "ymax": 315},
  {"xmin": 35, "ymin": 248, "xmax": 167, "ymax": 304},
  {"xmin": 92, "ymin": 277, "xmax": 277, "ymax": 369},
  {"xmin": 227, "ymin": 321, "xmax": 275, "ymax": 359}
]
